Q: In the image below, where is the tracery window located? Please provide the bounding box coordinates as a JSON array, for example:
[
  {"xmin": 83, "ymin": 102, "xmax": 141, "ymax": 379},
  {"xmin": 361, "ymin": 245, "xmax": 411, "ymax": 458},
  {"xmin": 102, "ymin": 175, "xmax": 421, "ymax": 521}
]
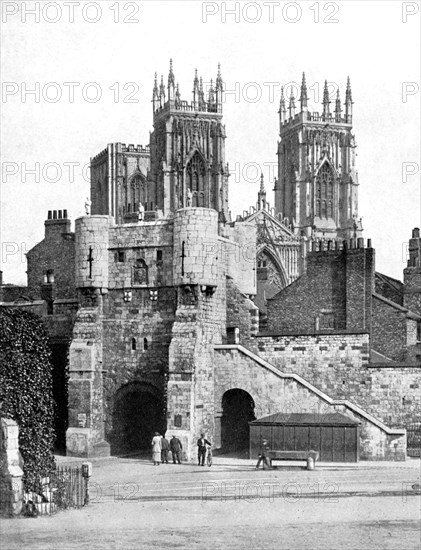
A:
[
  {"xmin": 186, "ymin": 152, "xmax": 206, "ymax": 207},
  {"xmin": 315, "ymin": 163, "xmax": 335, "ymax": 219},
  {"xmin": 125, "ymin": 174, "xmax": 146, "ymax": 213}
]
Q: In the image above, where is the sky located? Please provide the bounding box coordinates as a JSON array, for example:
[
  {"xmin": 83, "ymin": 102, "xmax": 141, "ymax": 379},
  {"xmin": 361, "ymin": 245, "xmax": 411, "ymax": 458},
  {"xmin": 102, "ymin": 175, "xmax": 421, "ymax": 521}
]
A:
[{"xmin": 1, "ymin": 0, "xmax": 420, "ymax": 285}]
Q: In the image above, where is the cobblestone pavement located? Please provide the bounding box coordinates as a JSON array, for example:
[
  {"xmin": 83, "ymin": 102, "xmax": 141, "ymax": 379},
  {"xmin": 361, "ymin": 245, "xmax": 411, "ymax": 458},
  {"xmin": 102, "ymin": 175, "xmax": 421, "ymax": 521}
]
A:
[{"xmin": 1, "ymin": 456, "xmax": 420, "ymax": 550}]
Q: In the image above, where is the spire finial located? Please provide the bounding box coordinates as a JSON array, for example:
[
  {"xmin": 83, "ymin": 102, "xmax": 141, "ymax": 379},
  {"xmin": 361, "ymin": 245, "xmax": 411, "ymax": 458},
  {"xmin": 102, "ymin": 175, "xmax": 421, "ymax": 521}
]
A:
[
  {"xmin": 208, "ymin": 78, "xmax": 215, "ymax": 104},
  {"xmin": 345, "ymin": 76, "xmax": 353, "ymax": 103},
  {"xmin": 153, "ymin": 72, "xmax": 158, "ymax": 96},
  {"xmin": 322, "ymin": 80, "xmax": 330, "ymax": 118},
  {"xmin": 216, "ymin": 63, "xmax": 223, "ymax": 90},
  {"xmin": 168, "ymin": 58, "xmax": 175, "ymax": 87},
  {"xmin": 300, "ymin": 72, "xmax": 308, "ymax": 111},
  {"xmin": 278, "ymin": 86, "xmax": 287, "ymax": 123},
  {"xmin": 258, "ymin": 173, "xmax": 266, "ymax": 209},
  {"xmin": 193, "ymin": 68, "xmax": 199, "ymax": 90},
  {"xmin": 288, "ymin": 92, "xmax": 296, "ymax": 118},
  {"xmin": 345, "ymin": 76, "xmax": 353, "ymax": 122}
]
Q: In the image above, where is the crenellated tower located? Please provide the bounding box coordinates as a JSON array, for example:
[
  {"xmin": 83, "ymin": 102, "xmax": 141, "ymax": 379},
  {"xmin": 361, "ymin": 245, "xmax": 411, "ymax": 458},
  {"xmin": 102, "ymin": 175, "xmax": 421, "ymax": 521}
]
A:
[
  {"xmin": 275, "ymin": 73, "xmax": 362, "ymax": 240},
  {"xmin": 149, "ymin": 61, "xmax": 230, "ymax": 220}
]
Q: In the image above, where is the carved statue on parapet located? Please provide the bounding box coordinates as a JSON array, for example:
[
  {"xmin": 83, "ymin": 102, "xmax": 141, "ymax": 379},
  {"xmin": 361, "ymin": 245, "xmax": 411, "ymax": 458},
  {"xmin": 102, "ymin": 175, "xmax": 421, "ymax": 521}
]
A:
[
  {"xmin": 138, "ymin": 202, "xmax": 145, "ymax": 221},
  {"xmin": 84, "ymin": 197, "xmax": 91, "ymax": 215},
  {"xmin": 187, "ymin": 188, "xmax": 193, "ymax": 207}
]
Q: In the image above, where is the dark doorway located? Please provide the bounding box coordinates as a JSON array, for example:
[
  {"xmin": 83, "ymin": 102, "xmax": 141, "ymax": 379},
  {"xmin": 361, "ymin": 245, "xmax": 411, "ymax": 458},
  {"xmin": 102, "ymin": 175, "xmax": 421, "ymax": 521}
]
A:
[
  {"xmin": 221, "ymin": 389, "xmax": 256, "ymax": 453},
  {"xmin": 50, "ymin": 342, "xmax": 69, "ymax": 453},
  {"xmin": 111, "ymin": 383, "xmax": 166, "ymax": 456}
]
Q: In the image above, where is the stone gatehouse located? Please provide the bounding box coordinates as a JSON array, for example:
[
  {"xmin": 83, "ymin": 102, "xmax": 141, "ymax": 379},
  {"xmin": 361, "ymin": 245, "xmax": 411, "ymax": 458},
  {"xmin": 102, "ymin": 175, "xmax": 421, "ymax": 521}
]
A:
[{"xmin": 1, "ymin": 62, "xmax": 419, "ymax": 460}]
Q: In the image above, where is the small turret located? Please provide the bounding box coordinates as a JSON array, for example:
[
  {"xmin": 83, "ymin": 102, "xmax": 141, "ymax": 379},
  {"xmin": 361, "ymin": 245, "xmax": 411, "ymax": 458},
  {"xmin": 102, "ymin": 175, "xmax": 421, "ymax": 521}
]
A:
[
  {"xmin": 278, "ymin": 86, "xmax": 287, "ymax": 126},
  {"xmin": 199, "ymin": 76, "xmax": 206, "ymax": 111},
  {"xmin": 258, "ymin": 173, "xmax": 267, "ymax": 209},
  {"xmin": 300, "ymin": 72, "xmax": 308, "ymax": 112},
  {"xmin": 152, "ymin": 72, "xmax": 159, "ymax": 111},
  {"xmin": 216, "ymin": 63, "xmax": 223, "ymax": 110},
  {"xmin": 345, "ymin": 76, "xmax": 353, "ymax": 122},
  {"xmin": 175, "ymin": 82, "xmax": 181, "ymax": 108},
  {"xmin": 159, "ymin": 74, "xmax": 166, "ymax": 106},
  {"xmin": 192, "ymin": 68, "xmax": 200, "ymax": 109},
  {"xmin": 322, "ymin": 80, "xmax": 330, "ymax": 120},
  {"xmin": 288, "ymin": 92, "xmax": 296, "ymax": 119},
  {"xmin": 208, "ymin": 78, "xmax": 215, "ymax": 105},
  {"xmin": 335, "ymin": 89, "xmax": 342, "ymax": 121},
  {"xmin": 167, "ymin": 58, "xmax": 175, "ymax": 101}
]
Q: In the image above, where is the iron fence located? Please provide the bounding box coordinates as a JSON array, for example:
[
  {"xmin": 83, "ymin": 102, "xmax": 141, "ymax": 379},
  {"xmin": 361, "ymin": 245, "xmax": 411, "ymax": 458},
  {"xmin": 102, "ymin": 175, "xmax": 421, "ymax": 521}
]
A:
[{"xmin": 24, "ymin": 465, "xmax": 88, "ymax": 516}]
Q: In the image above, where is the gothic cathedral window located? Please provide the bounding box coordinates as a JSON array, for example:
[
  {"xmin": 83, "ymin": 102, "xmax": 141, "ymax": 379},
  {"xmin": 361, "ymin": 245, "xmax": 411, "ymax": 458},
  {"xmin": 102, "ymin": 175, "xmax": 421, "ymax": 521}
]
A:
[
  {"xmin": 315, "ymin": 163, "xmax": 334, "ymax": 219},
  {"xmin": 186, "ymin": 152, "xmax": 206, "ymax": 207}
]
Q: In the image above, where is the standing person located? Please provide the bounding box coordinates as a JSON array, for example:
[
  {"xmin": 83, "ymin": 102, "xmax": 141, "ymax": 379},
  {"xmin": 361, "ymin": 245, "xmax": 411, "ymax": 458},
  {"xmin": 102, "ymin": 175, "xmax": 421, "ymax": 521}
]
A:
[
  {"xmin": 197, "ymin": 433, "xmax": 211, "ymax": 466},
  {"xmin": 151, "ymin": 432, "xmax": 162, "ymax": 466},
  {"xmin": 170, "ymin": 435, "xmax": 183, "ymax": 464},
  {"xmin": 255, "ymin": 439, "xmax": 271, "ymax": 470},
  {"xmin": 161, "ymin": 434, "xmax": 170, "ymax": 464}
]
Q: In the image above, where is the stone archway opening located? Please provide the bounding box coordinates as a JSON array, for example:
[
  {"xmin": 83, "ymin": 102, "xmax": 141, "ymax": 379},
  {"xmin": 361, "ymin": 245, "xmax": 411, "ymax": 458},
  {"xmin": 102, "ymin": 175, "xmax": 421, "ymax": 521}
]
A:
[
  {"xmin": 111, "ymin": 382, "xmax": 166, "ymax": 456},
  {"xmin": 221, "ymin": 389, "xmax": 256, "ymax": 455}
]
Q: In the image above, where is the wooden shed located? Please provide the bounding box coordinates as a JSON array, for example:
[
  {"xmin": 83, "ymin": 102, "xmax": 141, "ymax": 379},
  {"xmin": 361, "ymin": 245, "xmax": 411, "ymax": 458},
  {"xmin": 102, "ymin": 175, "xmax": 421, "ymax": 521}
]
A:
[{"xmin": 250, "ymin": 412, "xmax": 360, "ymax": 462}]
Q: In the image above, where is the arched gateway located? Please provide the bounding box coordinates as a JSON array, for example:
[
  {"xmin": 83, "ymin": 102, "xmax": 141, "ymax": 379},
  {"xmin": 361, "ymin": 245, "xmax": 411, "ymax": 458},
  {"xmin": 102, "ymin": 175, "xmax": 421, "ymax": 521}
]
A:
[
  {"xmin": 221, "ymin": 389, "xmax": 256, "ymax": 454},
  {"xmin": 110, "ymin": 382, "xmax": 166, "ymax": 455}
]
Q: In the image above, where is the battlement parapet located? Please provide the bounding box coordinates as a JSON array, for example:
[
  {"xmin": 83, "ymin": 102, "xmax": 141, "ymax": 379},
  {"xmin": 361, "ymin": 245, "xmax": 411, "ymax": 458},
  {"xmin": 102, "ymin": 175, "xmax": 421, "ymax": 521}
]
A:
[
  {"xmin": 120, "ymin": 143, "xmax": 150, "ymax": 154},
  {"xmin": 309, "ymin": 237, "xmax": 372, "ymax": 254},
  {"xmin": 154, "ymin": 99, "xmax": 222, "ymax": 118},
  {"xmin": 280, "ymin": 110, "xmax": 352, "ymax": 129},
  {"xmin": 91, "ymin": 144, "xmax": 150, "ymax": 164}
]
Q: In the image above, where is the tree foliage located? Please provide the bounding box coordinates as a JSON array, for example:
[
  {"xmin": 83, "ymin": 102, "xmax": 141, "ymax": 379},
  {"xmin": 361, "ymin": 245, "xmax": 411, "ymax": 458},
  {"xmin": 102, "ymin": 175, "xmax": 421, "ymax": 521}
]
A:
[{"xmin": 0, "ymin": 308, "xmax": 56, "ymax": 490}]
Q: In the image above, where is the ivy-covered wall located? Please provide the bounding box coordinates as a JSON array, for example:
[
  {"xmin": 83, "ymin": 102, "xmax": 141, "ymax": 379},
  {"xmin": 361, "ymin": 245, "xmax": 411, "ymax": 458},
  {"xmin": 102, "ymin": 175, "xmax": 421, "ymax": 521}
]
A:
[{"xmin": 0, "ymin": 308, "xmax": 56, "ymax": 490}]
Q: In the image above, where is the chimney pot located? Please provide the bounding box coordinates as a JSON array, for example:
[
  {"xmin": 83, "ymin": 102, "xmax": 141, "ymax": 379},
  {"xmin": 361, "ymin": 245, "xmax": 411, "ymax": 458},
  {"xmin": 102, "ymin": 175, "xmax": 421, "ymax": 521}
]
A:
[
  {"xmin": 413, "ymin": 228, "xmax": 420, "ymax": 238},
  {"xmin": 357, "ymin": 237, "xmax": 364, "ymax": 249},
  {"xmin": 367, "ymin": 239, "xmax": 372, "ymax": 248},
  {"xmin": 53, "ymin": 210, "xmax": 57, "ymax": 219},
  {"xmin": 48, "ymin": 210, "xmax": 52, "ymax": 220}
]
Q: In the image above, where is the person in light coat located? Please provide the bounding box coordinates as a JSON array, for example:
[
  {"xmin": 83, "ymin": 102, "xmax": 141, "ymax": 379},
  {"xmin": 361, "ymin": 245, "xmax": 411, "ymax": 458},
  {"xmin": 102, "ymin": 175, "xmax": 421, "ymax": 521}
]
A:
[{"xmin": 151, "ymin": 432, "xmax": 162, "ymax": 466}]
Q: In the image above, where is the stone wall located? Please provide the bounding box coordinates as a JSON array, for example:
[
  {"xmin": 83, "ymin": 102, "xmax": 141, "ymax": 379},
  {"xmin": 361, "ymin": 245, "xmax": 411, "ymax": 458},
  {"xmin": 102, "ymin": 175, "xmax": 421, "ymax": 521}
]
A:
[
  {"xmin": 214, "ymin": 346, "xmax": 406, "ymax": 460},
  {"xmin": 108, "ymin": 220, "xmax": 174, "ymax": 289},
  {"xmin": 102, "ymin": 286, "xmax": 177, "ymax": 447},
  {"xmin": 0, "ymin": 418, "xmax": 23, "ymax": 516},
  {"xmin": 226, "ymin": 277, "xmax": 258, "ymax": 343},
  {"xmin": 66, "ymin": 293, "xmax": 110, "ymax": 458},
  {"xmin": 255, "ymin": 333, "xmax": 421, "ymax": 428}
]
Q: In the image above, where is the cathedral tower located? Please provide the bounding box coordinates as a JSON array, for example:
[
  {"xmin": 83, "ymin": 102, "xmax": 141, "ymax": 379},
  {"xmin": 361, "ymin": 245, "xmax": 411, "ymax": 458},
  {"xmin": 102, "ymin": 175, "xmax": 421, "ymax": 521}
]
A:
[
  {"xmin": 149, "ymin": 61, "xmax": 230, "ymax": 220},
  {"xmin": 275, "ymin": 74, "xmax": 362, "ymax": 240}
]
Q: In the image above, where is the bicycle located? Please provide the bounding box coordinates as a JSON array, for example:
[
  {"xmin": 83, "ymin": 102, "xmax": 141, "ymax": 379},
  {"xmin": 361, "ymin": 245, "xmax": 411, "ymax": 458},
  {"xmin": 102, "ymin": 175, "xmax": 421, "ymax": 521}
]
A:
[{"xmin": 206, "ymin": 446, "xmax": 213, "ymax": 467}]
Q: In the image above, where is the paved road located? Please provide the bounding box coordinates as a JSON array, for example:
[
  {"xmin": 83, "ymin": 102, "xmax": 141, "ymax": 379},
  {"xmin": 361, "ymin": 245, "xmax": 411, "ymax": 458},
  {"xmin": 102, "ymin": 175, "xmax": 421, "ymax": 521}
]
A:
[{"xmin": 1, "ymin": 457, "xmax": 420, "ymax": 550}]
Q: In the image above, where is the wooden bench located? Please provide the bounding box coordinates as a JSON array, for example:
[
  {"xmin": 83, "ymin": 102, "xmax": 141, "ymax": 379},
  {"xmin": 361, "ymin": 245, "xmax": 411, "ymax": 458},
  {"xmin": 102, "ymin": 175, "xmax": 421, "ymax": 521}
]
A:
[{"xmin": 267, "ymin": 450, "xmax": 319, "ymax": 470}]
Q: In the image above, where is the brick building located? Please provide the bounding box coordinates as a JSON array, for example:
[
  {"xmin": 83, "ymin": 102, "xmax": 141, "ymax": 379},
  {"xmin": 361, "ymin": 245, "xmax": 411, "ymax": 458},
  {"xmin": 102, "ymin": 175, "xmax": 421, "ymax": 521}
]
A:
[{"xmin": 1, "ymin": 63, "xmax": 419, "ymax": 460}]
